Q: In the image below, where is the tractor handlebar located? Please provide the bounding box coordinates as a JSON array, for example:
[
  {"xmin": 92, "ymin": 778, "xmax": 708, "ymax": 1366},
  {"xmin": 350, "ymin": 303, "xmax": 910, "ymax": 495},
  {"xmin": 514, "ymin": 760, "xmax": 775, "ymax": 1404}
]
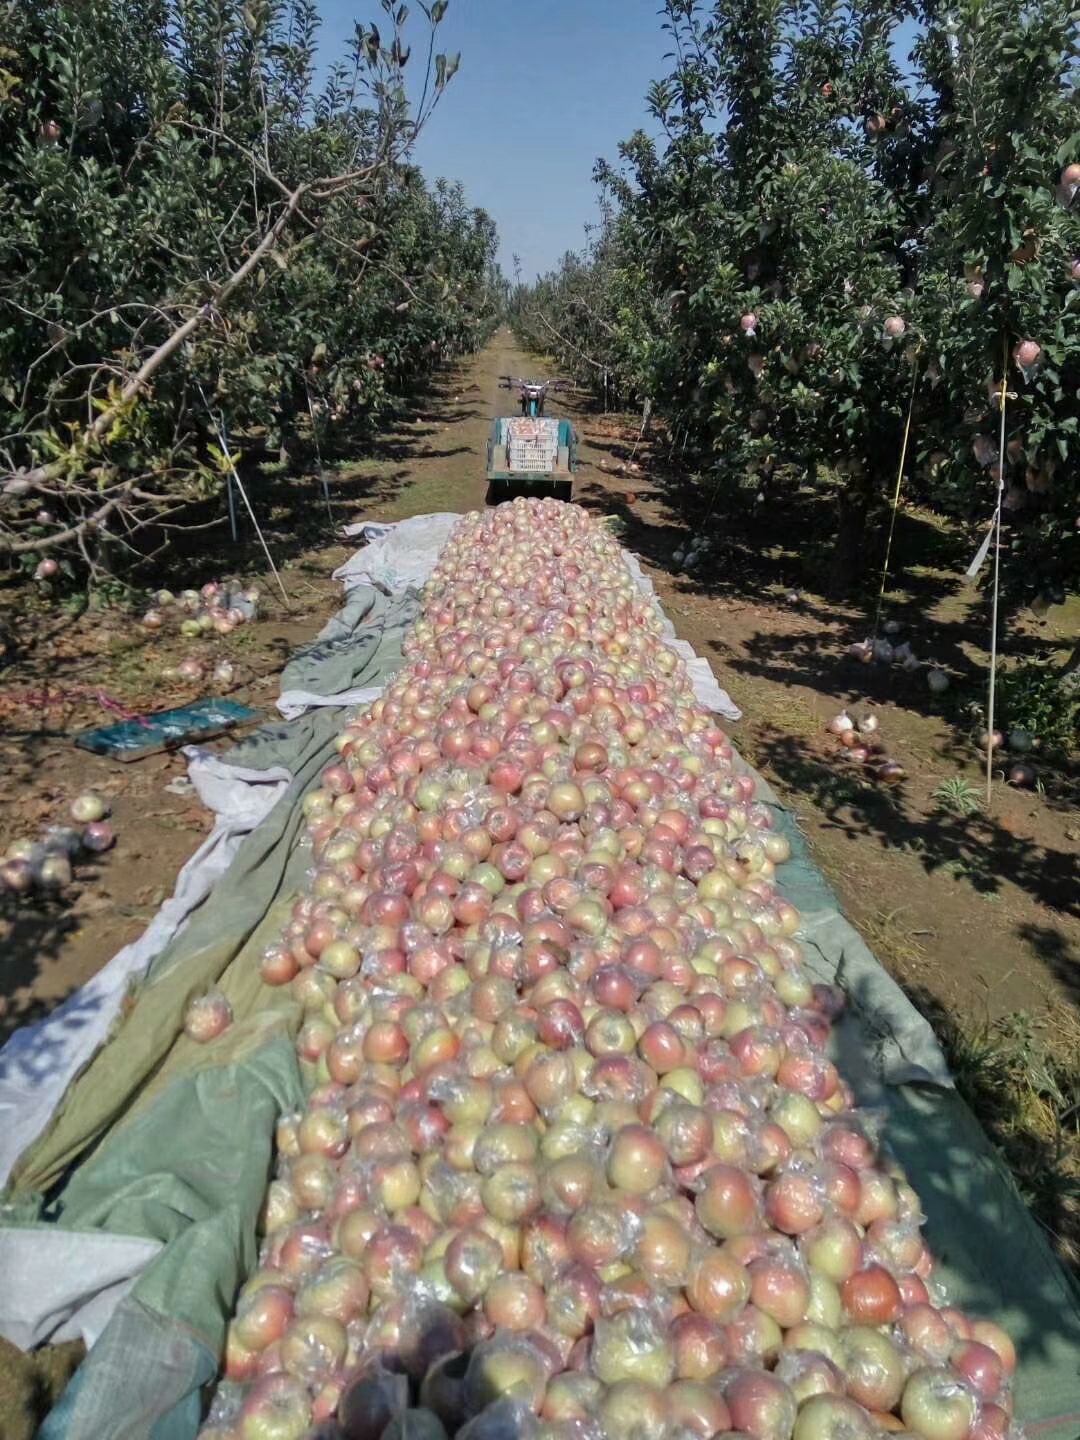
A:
[{"xmin": 498, "ymin": 377, "xmax": 573, "ymax": 392}]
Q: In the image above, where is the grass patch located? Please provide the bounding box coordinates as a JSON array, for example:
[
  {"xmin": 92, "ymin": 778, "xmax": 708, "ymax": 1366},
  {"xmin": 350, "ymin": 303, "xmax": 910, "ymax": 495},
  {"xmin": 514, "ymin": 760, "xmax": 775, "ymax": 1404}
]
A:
[
  {"xmin": 996, "ymin": 660, "xmax": 1080, "ymax": 755},
  {"xmin": 934, "ymin": 1007, "xmax": 1080, "ymax": 1268},
  {"xmin": 862, "ymin": 907, "xmax": 930, "ymax": 973},
  {"xmin": 862, "ymin": 906, "xmax": 1080, "ymax": 1267},
  {"xmin": 931, "ymin": 775, "xmax": 984, "ymax": 816},
  {"xmin": 744, "ymin": 684, "xmax": 821, "ymax": 740}
]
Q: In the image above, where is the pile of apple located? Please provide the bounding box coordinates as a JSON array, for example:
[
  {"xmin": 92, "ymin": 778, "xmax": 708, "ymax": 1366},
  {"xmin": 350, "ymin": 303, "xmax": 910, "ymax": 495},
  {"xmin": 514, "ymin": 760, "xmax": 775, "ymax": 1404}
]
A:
[
  {"xmin": 0, "ymin": 792, "xmax": 115, "ymax": 897},
  {"xmin": 136, "ymin": 581, "xmax": 255, "ymax": 687},
  {"xmin": 142, "ymin": 580, "xmax": 260, "ymax": 640},
  {"xmin": 202, "ymin": 500, "xmax": 1017, "ymax": 1440}
]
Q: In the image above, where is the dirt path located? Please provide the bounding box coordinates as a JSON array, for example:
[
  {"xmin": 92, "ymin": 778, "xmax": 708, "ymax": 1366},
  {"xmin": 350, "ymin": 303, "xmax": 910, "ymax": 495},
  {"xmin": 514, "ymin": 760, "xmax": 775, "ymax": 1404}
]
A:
[
  {"xmin": 3, "ymin": 331, "xmax": 1077, "ymax": 1077},
  {"xmin": 325, "ymin": 329, "xmax": 529, "ymax": 520}
]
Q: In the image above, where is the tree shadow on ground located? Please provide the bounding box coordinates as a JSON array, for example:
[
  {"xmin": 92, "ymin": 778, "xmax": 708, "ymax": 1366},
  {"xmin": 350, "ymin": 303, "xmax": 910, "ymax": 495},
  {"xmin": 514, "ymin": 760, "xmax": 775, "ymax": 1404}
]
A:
[
  {"xmin": 721, "ymin": 621, "xmax": 1061, "ymax": 722},
  {"xmin": 0, "ymin": 979, "xmax": 107, "ymax": 1058},
  {"xmin": 0, "ymin": 884, "xmax": 112, "ymax": 1047},
  {"xmin": 1, "ymin": 892, "xmax": 79, "ymax": 983},
  {"xmin": 572, "ymin": 431, "xmax": 1076, "ymax": 794},
  {"xmin": 710, "ymin": 618, "xmax": 1079, "ymax": 821},
  {"xmin": 750, "ymin": 722, "xmax": 1080, "ymax": 1000}
]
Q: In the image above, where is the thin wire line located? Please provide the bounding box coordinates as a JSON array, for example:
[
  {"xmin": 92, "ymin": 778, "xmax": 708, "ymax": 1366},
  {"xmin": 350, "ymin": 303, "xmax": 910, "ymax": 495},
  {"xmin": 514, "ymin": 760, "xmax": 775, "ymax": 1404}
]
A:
[
  {"xmin": 195, "ymin": 380, "xmax": 291, "ymax": 612},
  {"xmin": 304, "ymin": 374, "xmax": 335, "ymax": 527}
]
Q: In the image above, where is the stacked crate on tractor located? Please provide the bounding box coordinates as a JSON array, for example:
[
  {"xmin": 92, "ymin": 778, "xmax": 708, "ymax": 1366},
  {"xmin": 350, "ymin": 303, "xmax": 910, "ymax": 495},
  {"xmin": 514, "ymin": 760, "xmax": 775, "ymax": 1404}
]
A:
[
  {"xmin": 487, "ymin": 377, "xmax": 578, "ymax": 499},
  {"xmin": 507, "ymin": 416, "xmax": 560, "ymax": 471}
]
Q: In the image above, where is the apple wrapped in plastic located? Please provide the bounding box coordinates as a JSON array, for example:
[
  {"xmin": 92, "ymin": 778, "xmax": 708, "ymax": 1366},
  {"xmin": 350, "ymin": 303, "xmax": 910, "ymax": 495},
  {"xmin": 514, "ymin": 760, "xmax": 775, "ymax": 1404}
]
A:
[
  {"xmin": 195, "ymin": 501, "xmax": 1021, "ymax": 1440},
  {"xmin": 184, "ymin": 988, "xmax": 234, "ymax": 1044}
]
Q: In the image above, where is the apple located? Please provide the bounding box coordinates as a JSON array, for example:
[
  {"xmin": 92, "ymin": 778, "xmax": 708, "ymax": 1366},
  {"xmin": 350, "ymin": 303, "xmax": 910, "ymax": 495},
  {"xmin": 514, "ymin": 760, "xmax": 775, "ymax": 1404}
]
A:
[
  {"xmin": 238, "ymin": 1375, "xmax": 312, "ymax": 1440},
  {"xmin": 901, "ymin": 1368, "xmax": 978, "ymax": 1440}
]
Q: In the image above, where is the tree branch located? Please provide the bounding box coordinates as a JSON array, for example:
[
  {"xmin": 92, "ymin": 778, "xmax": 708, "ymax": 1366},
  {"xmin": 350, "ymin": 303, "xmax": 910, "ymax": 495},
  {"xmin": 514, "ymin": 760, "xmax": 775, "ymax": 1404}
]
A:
[
  {"xmin": 3, "ymin": 184, "xmax": 307, "ymax": 514},
  {"xmin": 527, "ymin": 307, "xmax": 606, "ymax": 372}
]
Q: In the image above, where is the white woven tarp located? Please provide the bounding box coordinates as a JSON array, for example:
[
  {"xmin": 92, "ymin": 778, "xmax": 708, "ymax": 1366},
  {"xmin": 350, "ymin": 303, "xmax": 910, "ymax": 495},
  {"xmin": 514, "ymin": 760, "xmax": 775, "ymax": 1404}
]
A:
[
  {"xmin": 334, "ymin": 513, "xmax": 460, "ymax": 596},
  {"xmin": 0, "ymin": 1229, "xmax": 164, "ymax": 1351}
]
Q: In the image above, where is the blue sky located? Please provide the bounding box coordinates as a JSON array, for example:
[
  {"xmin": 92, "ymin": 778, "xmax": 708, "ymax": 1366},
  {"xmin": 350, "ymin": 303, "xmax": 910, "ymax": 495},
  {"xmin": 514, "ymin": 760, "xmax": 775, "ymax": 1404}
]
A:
[
  {"xmin": 314, "ymin": 0, "xmax": 668, "ymax": 281},
  {"xmin": 313, "ymin": 3, "xmax": 923, "ymax": 282}
]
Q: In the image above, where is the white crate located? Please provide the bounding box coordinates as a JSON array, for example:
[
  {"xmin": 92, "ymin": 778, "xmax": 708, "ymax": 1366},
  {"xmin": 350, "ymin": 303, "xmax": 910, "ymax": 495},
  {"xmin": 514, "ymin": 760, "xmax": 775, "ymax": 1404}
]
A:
[
  {"xmin": 507, "ymin": 418, "xmax": 558, "ymax": 471},
  {"xmin": 508, "ymin": 436, "xmax": 558, "ymax": 470}
]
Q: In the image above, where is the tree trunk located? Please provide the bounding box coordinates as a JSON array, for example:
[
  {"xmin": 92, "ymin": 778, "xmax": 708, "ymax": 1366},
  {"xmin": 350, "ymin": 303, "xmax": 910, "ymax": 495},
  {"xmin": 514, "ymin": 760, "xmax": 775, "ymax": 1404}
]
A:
[
  {"xmin": 830, "ymin": 470, "xmax": 874, "ymax": 595},
  {"xmin": 276, "ymin": 378, "xmax": 303, "ymax": 466}
]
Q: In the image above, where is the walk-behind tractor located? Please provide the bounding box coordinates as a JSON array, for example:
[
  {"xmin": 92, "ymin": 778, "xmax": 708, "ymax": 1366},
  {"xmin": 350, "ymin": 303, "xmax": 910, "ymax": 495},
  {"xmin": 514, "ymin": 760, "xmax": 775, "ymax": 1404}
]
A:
[{"xmin": 486, "ymin": 377, "xmax": 578, "ymax": 499}]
